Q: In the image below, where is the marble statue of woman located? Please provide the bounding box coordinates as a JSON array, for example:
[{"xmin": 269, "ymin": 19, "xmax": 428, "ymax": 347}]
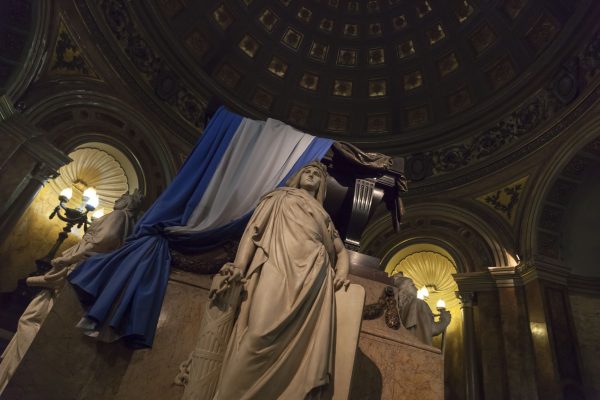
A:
[
  {"xmin": 209, "ymin": 161, "xmax": 350, "ymax": 400},
  {"xmin": 0, "ymin": 190, "xmax": 143, "ymax": 394}
]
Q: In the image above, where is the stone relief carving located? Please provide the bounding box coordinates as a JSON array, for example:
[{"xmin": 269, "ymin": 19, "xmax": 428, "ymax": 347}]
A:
[
  {"xmin": 99, "ymin": 0, "xmax": 206, "ymax": 129},
  {"xmin": 407, "ymin": 28, "xmax": 600, "ymax": 180},
  {"xmin": 476, "ymin": 176, "xmax": 528, "ymax": 225},
  {"xmin": 50, "ymin": 20, "xmax": 98, "ymax": 78}
]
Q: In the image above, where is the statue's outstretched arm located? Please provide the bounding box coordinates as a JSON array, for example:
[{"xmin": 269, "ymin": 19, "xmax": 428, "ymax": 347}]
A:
[{"xmin": 431, "ymin": 309, "xmax": 452, "ymax": 336}]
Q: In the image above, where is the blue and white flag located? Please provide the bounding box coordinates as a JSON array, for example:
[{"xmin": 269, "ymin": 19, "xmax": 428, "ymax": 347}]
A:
[{"xmin": 69, "ymin": 107, "xmax": 333, "ymax": 348}]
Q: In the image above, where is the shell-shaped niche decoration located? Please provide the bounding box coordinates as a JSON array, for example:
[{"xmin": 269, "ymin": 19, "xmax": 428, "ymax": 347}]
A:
[
  {"xmin": 392, "ymin": 251, "xmax": 460, "ymax": 312},
  {"xmin": 48, "ymin": 147, "xmax": 129, "ymax": 211}
]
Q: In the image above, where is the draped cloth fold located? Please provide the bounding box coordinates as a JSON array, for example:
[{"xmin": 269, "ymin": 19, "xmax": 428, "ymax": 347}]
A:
[
  {"xmin": 215, "ymin": 188, "xmax": 339, "ymax": 400},
  {"xmin": 69, "ymin": 107, "xmax": 333, "ymax": 348}
]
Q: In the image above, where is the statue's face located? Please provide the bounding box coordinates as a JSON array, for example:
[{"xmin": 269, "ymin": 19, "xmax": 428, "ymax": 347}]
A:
[
  {"xmin": 113, "ymin": 194, "xmax": 130, "ymax": 210},
  {"xmin": 299, "ymin": 166, "xmax": 322, "ymax": 193},
  {"xmin": 400, "ymin": 279, "xmax": 418, "ymax": 298}
]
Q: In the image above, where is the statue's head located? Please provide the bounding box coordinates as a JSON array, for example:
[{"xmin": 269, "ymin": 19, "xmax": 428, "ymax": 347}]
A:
[
  {"xmin": 285, "ymin": 161, "xmax": 328, "ymax": 204},
  {"xmin": 392, "ymin": 273, "xmax": 418, "ymax": 300},
  {"xmin": 114, "ymin": 189, "xmax": 144, "ymax": 213}
]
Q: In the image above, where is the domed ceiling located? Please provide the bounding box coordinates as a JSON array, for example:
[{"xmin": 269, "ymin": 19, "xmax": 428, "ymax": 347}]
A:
[{"xmin": 144, "ymin": 0, "xmax": 585, "ymax": 151}]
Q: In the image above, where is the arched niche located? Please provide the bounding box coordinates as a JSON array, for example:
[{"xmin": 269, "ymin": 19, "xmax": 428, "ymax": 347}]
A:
[
  {"xmin": 362, "ymin": 202, "xmax": 512, "ymax": 272},
  {"xmin": 381, "ymin": 241, "xmax": 464, "ymax": 400},
  {"xmin": 22, "ymin": 91, "xmax": 180, "ymax": 205},
  {"xmin": 520, "ymin": 106, "xmax": 600, "ymax": 266},
  {"xmin": 523, "ymin": 135, "xmax": 600, "ymax": 275},
  {"xmin": 0, "ymin": 143, "xmax": 141, "ymax": 292}
]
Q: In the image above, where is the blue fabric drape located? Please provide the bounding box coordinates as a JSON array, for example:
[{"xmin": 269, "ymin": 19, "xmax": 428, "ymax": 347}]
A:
[
  {"xmin": 69, "ymin": 107, "xmax": 333, "ymax": 348},
  {"xmin": 69, "ymin": 107, "xmax": 243, "ymax": 348}
]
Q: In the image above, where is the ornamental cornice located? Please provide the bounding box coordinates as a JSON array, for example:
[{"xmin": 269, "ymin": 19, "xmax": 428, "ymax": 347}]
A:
[
  {"xmin": 73, "ymin": 0, "xmax": 600, "ymax": 192},
  {"xmin": 74, "ymin": 0, "xmax": 205, "ymax": 145}
]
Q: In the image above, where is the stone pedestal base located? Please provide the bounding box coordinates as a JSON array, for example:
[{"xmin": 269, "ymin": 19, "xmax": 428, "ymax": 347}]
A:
[
  {"xmin": 350, "ymin": 275, "xmax": 444, "ymax": 400},
  {"xmin": 2, "ymin": 270, "xmax": 210, "ymax": 400},
  {"xmin": 2, "ymin": 270, "xmax": 367, "ymax": 400}
]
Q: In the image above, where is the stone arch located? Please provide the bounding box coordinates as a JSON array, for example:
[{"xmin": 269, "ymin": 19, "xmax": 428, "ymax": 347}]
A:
[
  {"xmin": 362, "ymin": 202, "xmax": 513, "ymax": 272},
  {"xmin": 2, "ymin": 1, "xmax": 53, "ymax": 99},
  {"xmin": 520, "ymin": 109, "xmax": 600, "ymax": 266},
  {"xmin": 22, "ymin": 91, "xmax": 179, "ymax": 204}
]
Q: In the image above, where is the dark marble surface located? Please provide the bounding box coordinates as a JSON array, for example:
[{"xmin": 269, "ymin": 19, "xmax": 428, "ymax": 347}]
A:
[{"xmin": 3, "ymin": 271, "xmax": 211, "ymax": 400}]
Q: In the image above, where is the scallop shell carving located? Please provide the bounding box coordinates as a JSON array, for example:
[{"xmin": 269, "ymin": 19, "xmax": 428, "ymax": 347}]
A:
[
  {"xmin": 393, "ymin": 251, "xmax": 460, "ymax": 310},
  {"xmin": 49, "ymin": 148, "xmax": 129, "ymax": 211}
]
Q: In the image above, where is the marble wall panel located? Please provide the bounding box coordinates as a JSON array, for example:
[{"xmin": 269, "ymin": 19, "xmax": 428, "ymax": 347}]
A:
[
  {"xmin": 350, "ymin": 275, "xmax": 444, "ymax": 400},
  {"xmin": 496, "ymin": 286, "xmax": 539, "ymax": 399},
  {"xmin": 3, "ymin": 271, "xmax": 212, "ymax": 400},
  {"xmin": 112, "ymin": 271, "xmax": 211, "ymax": 400},
  {"xmin": 2, "ymin": 283, "xmax": 133, "ymax": 400},
  {"xmin": 473, "ymin": 290, "xmax": 507, "ymax": 400},
  {"xmin": 569, "ymin": 293, "xmax": 600, "ymax": 399},
  {"xmin": 0, "ymin": 185, "xmax": 80, "ymax": 292}
]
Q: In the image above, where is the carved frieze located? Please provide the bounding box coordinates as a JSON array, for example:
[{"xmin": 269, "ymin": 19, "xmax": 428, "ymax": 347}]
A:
[
  {"xmin": 99, "ymin": 0, "xmax": 206, "ymax": 129},
  {"xmin": 476, "ymin": 176, "xmax": 528, "ymax": 225},
  {"xmin": 49, "ymin": 19, "xmax": 99, "ymax": 79}
]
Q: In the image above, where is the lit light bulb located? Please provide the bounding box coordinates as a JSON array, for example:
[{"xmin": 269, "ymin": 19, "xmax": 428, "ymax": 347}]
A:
[
  {"xmin": 83, "ymin": 187, "xmax": 97, "ymax": 201},
  {"xmin": 436, "ymin": 299, "xmax": 446, "ymax": 310},
  {"xmin": 85, "ymin": 194, "xmax": 99, "ymax": 210},
  {"xmin": 92, "ymin": 208, "xmax": 105, "ymax": 220},
  {"xmin": 421, "ymin": 286, "xmax": 429, "ymax": 298},
  {"xmin": 59, "ymin": 188, "xmax": 73, "ymax": 201}
]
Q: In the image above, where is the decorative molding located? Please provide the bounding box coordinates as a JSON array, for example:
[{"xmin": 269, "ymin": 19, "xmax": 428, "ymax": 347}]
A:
[
  {"xmin": 408, "ymin": 82, "xmax": 600, "ymax": 195},
  {"xmin": 568, "ymin": 274, "xmax": 600, "ymax": 295},
  {"xmin": 454, "ymin": 272, "xmax": 496, "ymax": 292},
  {"xmin": 488, "ymin": 266, "xmax": 520, "ymax": 287},
  {"xmin": 95, "ymin": 0, "xmax": 207, "ymax": 129},
  {"xmin": 413, "ymin": 29, "xmax": 600, "ymax": 178},
  {"xmin": 48, "ymin": 18, "xmax": 100, "ymax": 79},
  {"xmin": 456, "ymin": 291, "xmax": 476, "ymax": 307},
  {"xmin": 476, "ymin": 176, "xmax": 528, "ymax": 225},
  {"xmin": 406, "ymin": 28, "xmax": 600, "ymax": 193}
]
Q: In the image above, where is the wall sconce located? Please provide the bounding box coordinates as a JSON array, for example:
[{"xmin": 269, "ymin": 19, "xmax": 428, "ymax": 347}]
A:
[{"xmin": 35, "ymin": 186, "xmax": 100, "ymax": 271}]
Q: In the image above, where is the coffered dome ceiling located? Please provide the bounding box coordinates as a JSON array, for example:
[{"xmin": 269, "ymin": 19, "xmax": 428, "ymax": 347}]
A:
[{"xmin": 140, "ymin": 0, "xmax": 590, "ymax": 149}]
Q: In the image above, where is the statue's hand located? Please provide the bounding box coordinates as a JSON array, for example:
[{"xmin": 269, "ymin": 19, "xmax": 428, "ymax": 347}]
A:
[
  {"xmin": 333, "ymin": 270, "xmax": 350, "ymax": 291},
  {"xmin": 50, "ymin": 256, "xmax": 70, "ymax": 269},
  {"xmin": 209, "ymin": 263, "xmax": 245, "ymax": 301},
  {"xmin": 439, "ymin": 309, "xmax": 452, "ymax": 327}
]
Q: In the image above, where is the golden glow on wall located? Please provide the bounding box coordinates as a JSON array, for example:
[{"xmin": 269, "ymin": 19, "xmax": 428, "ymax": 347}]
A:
[
  {"xmin": 385, "ymin": 243, "xmax": 462, "ymax": 354},
  {"xmin": 49, "ymin": 148, "xmax": 129, "ymax": 211},
  {"xmin": 387, "ymin": 247, "xmax": 460, "ymax": 312}
]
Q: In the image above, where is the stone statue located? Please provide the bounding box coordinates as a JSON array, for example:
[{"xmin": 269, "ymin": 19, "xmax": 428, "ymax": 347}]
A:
[
  {"xmin": 184, "ymin": 161, "xmax": 350, "ymax": 400},
  {"xmin": 363, "ymin": 274, "xmax": 451, "ymax": 347},
  {"xmin": 0, "ymin": 190, "xmax": 143, "ymax": 394}
]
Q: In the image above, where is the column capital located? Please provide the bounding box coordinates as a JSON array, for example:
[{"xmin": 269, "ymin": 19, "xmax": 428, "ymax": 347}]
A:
[{"xmin": 456, "ymin": 291, "xmax": 475, "ymax": 308}]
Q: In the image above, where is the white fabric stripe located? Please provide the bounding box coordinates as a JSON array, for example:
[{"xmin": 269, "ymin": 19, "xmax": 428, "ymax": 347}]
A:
[{"xmin": 168, "ymin": 117, "xmax": 315, "ymax": 234}]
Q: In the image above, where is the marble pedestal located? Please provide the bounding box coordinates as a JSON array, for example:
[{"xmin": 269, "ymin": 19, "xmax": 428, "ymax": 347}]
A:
[
  {"xmin": 350, "ymin": 274, "xmax": 444, "ymax": 400},
  {"xmin": 2, "ymin": 267, "xmax": 442, "ymax": 400},
  {"xmin": 2, "ymin": 270, "xmax": 211, "ymax": 400},
  {"xmin": 2, "ymin": 269, "xmax": 367, "ymax": 400}
]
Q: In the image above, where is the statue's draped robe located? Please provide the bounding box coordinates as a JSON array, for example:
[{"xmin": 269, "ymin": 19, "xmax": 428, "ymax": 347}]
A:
[
  {"xmin": 397, "ymin": 296, "xmax": 436, "ymax": 346},
  {"xmin": 0, "ymin": 209, "xmax": 132, "ymax": 393},
  {"xmin": 215, "ymin": 187, "xmax": 338, "ymax": 400}
]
